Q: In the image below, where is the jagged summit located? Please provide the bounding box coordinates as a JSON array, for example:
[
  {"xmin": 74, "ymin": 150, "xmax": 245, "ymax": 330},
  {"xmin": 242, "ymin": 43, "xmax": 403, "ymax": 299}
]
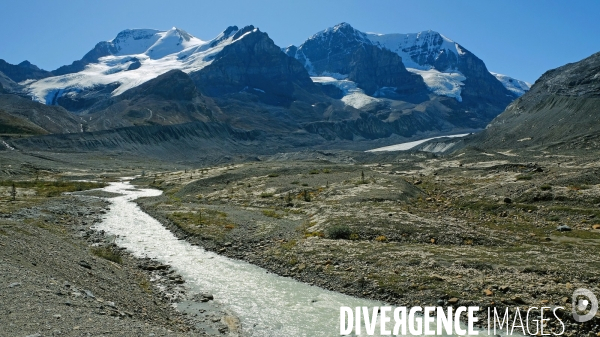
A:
[
  {"xmin": 308, "ymin": 22, "xmax": 369, "ymax": 42},
  {"xmin": 367, "ymin": 30, "xmax": 463, "ymax": 70},
  {"xmin": 17, "ymin": 60, "xmax": 43, "ymax": 70}
]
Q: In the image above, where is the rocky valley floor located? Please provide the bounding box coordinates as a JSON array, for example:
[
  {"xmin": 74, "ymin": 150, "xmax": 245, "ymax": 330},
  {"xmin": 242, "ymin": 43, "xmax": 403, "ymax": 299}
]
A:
[
  {"xmin": 1, "ymin": 146, "xmax": 600, "ymax": 336},
  {"xmin": 0, "ymin": 177, "xmax": 241, "ymax": 336},
  {"xmin": 132, "ymin": 148, "xmax": 600, "ymax": 336}
]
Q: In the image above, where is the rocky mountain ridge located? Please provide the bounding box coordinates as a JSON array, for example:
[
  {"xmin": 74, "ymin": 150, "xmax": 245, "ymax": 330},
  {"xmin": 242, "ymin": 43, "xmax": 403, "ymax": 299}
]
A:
[
  {"xmin": 0, "ymin": 23, "xmax": 532, "ymax": 153},
  {"xmin": 452, "ymin": 51, "xmax": 600, "ymax": 151}
]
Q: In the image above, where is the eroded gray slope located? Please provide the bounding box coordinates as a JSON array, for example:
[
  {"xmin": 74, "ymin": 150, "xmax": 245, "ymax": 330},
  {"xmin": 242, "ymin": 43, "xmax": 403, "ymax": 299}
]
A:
[{"xmin": 466, "ymin": 51, "xmax": 600, "ymax": 150}]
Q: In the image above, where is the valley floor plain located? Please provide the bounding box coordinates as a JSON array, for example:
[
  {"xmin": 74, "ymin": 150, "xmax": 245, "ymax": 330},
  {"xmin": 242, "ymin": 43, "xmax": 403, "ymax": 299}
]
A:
[{"xmin": 1, "ymin": 145, "xmax": 599, "ymax": 336}]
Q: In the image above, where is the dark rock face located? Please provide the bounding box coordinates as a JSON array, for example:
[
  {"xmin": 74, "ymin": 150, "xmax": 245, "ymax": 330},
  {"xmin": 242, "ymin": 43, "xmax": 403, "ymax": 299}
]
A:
[
  {"xmin": 403, "ymin": 32, "xmax": 460, "ymax": 69},
  {"xmin": 209, "ymin": 26, "xmax": 239, "ymax": 47},
  {"xmin": 55, "ymin": 83, "xmax": 120, "ymax": 112},
  {"xmin": 121, "ymin": 70, "xmax": 197, "ymax": 101},
  {"xmin": 190, "ymin": 27, "xmax": 317, "ymax": 106},
  {"xmin": 372, "ymin": 30, "xmax": 516, "ymax": 103},
  {"xmin": 454, "ymin": 47, "xmax": 515, "ymax": 107},
  {"xmin": 290, "ymin": 23, "xmax": 426, "ymax": 96},
  {"xmin": 466, "ymin": 51, "xmax": 600, "ymax": 150},
  {"xmin": 80, "ymin": 70, "xmax": 214, "ymax": 131},
  {"xmin": 0, "ymin": 71, "xmax": 24, "ymax": 94},
  {"xmin": 126, "ymin": 58, "xmax": 141, "ymax": 71},
  {"xmin": 51, "ymin": 42, "xmax": 114, "ymax": 75},
  {"xmin": 347, "ymin": 44, "xmax": 427, "ymax": 96},
  {"xmin": 315, "ymin": 83, "xmax": 344, "ymax": 99},
  {"xmin": 0, "ymin": 59, "xmax": 52, "ymax": 82},
  {"xmin": 529, "ymin": 51, "xmax": 600, "ymax": 97}
]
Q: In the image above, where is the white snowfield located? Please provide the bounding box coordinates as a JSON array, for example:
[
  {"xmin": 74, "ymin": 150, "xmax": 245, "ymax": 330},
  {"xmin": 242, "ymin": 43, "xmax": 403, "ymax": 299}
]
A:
[
  {"xmin": 311, "ymin": 76, "xmax": 379, "ymax": 109},
  {"xmin": 367, "ymin": 31, "xmax": 462, "ymax": 70},
  {"xmin": 366, "ymin": 133, "xmax": 470, "ymax": 152},
  {"xmin": 490, "ymin": 72, "xmax": 531, "ymax": 96},
  {"xmin": 26, "ymin": 27, "xmax": 257, "ymax": 104},
  {"xmin": 406, "ymin": 68, "xmax": 466, "ymax": 102},
  {"xmin": 368, "ymin": 31, "xmax": 468, "ymax": 102}
]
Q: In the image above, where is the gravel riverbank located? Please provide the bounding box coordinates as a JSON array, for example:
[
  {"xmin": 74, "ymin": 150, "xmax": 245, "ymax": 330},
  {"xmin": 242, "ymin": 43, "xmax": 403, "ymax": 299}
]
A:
[{"xmin": 1, "ymin": 192, "xmax": 242, "ymax": 337}]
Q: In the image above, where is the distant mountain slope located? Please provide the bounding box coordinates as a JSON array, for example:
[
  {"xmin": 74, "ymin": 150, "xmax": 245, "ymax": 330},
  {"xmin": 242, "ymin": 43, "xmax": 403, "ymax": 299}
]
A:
[
  {"xmin": 283, "ymin": 23, "xmax": 519, "ymax": 139},
  {"xmin": 2, "ymin": 121, "xmax": 274, "ymax": 162},
  {"xmin": 284, "ymin": 23, "xmax": 427, "ymax": 98},
  {"xmin": 0, "ymin": 60, "xmax": 52, "ymax": 83},
  {"xmin": 466, "ymin": 51, "xmax": 600, "ymax": 149},
  {"xmin": 26, "ymin": 27, "xmax": 238, "ymax": 104},
  {"xmin": 286, "ymin": 24, "xmax": 521, "ymax": 104},
  {"xmin": 0, "ymin": 23, "xmax": 531, "ymax": 146},
  {"xmin": 0, "ymin": 71, "xmax": 24, "ymax": 93},
  {"xmin": 0, "ymin": 92, "xmax": 83, "ymax": 135},
  {"xmin": 367, "ymin": 29, "xmax": 514, "ymax": 103},
  {"xmin": 490, "ymin": 72, "xmax": 531, "ymax": 97},
  {"xmin": 80, "ymin": 70, "xmax": 216, "ymax": 131},
  {"xmin": 189, "ymin": 25, "xmax": 319, "ymax": 105}
]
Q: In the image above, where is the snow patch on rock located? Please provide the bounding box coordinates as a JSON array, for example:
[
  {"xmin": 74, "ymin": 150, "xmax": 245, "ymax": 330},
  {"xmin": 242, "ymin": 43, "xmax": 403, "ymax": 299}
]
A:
[
  {"xmin": 311, "ymin": 76, "xmax": 379, "ymax": 109},
  {"xmin": 490, "ymin": 72, "xmax": 531, "ymax": 97}
]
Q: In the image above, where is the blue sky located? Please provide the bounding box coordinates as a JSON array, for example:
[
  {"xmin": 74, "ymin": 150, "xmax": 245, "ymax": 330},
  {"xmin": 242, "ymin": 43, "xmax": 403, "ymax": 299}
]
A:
[{"xmin": 1, "ymin": 0, "xmax": 598, "ymax": 83}]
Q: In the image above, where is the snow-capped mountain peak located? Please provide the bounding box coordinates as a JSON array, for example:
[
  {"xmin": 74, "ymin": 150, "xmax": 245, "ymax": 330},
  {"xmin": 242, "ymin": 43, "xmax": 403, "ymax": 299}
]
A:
[
  {"xmin": 107, "ymin": 27, "xmax": 204, "ymax": 59},
  {"xmin": 307, "ymin": 22, "xmax": 371, "ymax": 45},
  {"xmin": 108, "ymin": 29, "xmax": 161, "ymax": 55},
  {"xmin": 26, "ymin": 25, "xmax": 260, "ymax": 104},
  {"xmin": 367, "ymin": 30, "xmax": 462, "ymax": 70}
]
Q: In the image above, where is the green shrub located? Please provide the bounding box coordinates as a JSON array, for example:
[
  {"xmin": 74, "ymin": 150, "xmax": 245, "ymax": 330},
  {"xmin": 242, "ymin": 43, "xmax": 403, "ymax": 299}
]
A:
[
  {"xmin": 91, "ymin": 246, "xmax": 122, "ymax": 264},
  {"xmin": 327, "ymin": 225, "xmax": 351, "ymax": 239},
  {"xmin": 540, "ymin": 185, "xmax": 552, "ymax": 191},
  {"xmin": 262, "ymin": 209, "xmax": 283, "ymax": 218},
  {"xmin": 302, "ymin": 189, "xmax": 311, "ymax": 202}
]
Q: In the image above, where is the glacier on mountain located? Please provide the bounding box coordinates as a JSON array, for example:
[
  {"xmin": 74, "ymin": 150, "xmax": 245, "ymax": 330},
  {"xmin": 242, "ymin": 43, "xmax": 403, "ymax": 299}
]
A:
[
  {"xmin": 367, "ymin": 31, "xmax": 467, "ymax": 101},
  {"xmin": 26, "ymin": 27, "xmax": 252, "ymax": 104},
  {"xmin": 407, "ymin": 68, "xmax": 466, "ymax": 102},
  {"xmin": 367, "ymin": 30, "xmax": 461, "ymax": 70},
  {"xmin": 311, "ymin": 76, "xmax": 379, "ymax": 109},
  {"xmin": 23, "ymin": 23, "xmax": 528, "ymax": 109},
  {"xmin": 490, "ymin": 72, "xmax": 531, "ymax": 96}
]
